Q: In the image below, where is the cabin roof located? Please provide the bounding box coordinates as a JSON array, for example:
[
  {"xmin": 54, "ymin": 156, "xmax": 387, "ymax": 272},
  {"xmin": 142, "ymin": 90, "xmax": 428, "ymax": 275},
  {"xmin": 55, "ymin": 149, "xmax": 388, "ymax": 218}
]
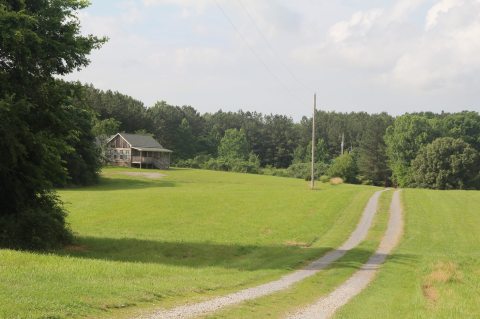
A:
[
  {"xmin": 108, "ymin": 133, "xmax": 172, "ymax": 152},
  {"xmin": 131, "ymin": 146, "xmax": 173, "ymax": 153}
]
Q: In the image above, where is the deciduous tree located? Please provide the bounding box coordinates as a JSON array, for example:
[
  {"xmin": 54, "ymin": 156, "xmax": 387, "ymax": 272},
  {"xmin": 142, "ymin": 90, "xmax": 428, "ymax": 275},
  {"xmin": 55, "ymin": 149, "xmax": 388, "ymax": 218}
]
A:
[
  {"xmin": 0, "ymin": 0, "xmax": 104, "ymax": 249},
  {"xmin": 411, "ymin": 138, "xmax": 480, "ymax": 189}
]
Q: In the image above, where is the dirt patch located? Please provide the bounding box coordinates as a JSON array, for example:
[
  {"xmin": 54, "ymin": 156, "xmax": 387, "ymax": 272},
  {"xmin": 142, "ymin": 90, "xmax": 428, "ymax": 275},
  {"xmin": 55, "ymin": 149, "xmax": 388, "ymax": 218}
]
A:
[
  {"xmin": 120, "ymin": 172, "xmax": 166, "ymax": 179},
  {"xmin": 425, "ymin": 261, "xmax": 463, "ymax": 284},
  {"xmin": 422, "ymin": 261, "xmax": 463, "ymax": 305},
  {"xmin": 422, "ymin": 283, "xmax": 439, "ymax": 303}
]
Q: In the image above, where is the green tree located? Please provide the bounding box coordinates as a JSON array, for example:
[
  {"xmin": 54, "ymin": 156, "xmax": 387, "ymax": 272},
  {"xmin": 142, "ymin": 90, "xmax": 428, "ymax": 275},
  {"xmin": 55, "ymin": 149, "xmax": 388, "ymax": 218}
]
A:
[
  {"xmin": 357, "ymin": 113, "xmax": 393, "ymax": 186},
  {"xmin": 175, "ymin": 118, "xmax": 196, "ymax": 160},
  {"xmin": 0, "ymin": 0, "xmax": 104, "ymax": 249},
  {"xmin": 263, "ymin": 115, "xmax": 297, "ymax": 168},
  {"xmin": 218, "ymin": 129, "xmax": 249, "ymax": 160},
  {"xmin": 61, "ymin": 105, "xmax": 101, "ymax": 186},
  {"xmin": 92, "ymin": 117, "xmax": 120, "ymax": 164},
  {"xmin": 327, "ymin": 152, "xmax": 358, "ymax": 183},
  {"xmin": 435, "ymin": 111, "xmax": 480, "ymax": 150},
  {"xmin": 146, "ymin": 101, "xmax": 208, "ymax": 159},
  {"xmin": 384, "ymin": 114, "xmax": 437, "ymax": 186},
  {"xmin": 411, "ymin": 138, "xmax": 480, "ymax": 189},
  {"xmin": 305, "ymin": 138, "xmax": 330, "ymax": 164},
  {"xmin": 82, "ymin": 84, "xmax": 148, "ymax": 133},
  {"xmin": 292, "ymin": 144, "xmax": 307, "ymax": 164}
]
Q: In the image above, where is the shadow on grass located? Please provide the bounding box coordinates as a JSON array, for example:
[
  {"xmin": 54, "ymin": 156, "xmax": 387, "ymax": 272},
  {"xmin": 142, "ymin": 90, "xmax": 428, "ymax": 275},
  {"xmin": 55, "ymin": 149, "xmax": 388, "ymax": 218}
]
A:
[
  {"xmin": 61, "ymin": 177, "xmax": 176, "ymax": 191},
  {"xmin": 53, "ymin": 236, "xmax": 417, "ymax": 271}
]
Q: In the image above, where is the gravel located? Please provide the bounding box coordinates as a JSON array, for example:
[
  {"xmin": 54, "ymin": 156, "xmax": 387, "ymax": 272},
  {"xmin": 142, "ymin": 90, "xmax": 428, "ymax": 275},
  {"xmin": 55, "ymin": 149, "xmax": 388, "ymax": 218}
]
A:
[
  {"xmin": 286, "ymin": 190, "xmax": 403, "ymax": 319},
  {"xmin": 138, "ymin": 190, "xmax": 386, "ymax": 319}
]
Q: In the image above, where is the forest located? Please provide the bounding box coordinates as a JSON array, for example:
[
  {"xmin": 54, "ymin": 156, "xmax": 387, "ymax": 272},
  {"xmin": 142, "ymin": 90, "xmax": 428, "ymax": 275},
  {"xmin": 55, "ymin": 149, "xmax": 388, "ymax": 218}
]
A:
[{"xmin": 84, "ymin": 84, "xmax": 480, "ymax": 190}]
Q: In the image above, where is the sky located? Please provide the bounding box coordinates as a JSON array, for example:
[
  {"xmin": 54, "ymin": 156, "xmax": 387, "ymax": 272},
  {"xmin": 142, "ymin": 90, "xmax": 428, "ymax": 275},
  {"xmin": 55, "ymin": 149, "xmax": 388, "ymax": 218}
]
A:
[{"xmin": 66, "ymin": 0, "xmax": 480, "ymax": 119}]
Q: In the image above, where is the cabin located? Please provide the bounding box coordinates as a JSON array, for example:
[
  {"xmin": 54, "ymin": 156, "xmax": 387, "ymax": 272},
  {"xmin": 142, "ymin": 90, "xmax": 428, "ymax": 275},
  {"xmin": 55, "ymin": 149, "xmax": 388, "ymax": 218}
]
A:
[{"xmin": 106, "ymin": 133, "xmax": 172, "ymax": 169}]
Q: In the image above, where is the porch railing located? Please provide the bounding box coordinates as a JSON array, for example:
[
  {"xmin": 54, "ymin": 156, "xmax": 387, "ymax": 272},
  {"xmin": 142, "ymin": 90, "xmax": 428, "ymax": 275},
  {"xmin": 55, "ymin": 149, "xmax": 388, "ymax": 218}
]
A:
[{"xmin": 131, "ymin": 156, "xmax": 154, "ymax": 164}]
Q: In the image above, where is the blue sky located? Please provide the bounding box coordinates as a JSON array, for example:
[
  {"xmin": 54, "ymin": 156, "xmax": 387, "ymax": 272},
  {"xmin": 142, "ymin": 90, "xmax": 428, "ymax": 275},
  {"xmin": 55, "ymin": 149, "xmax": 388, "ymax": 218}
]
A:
[{"xmin": 66, "ymin": 0, "xmax": 480, "ymax": 119}]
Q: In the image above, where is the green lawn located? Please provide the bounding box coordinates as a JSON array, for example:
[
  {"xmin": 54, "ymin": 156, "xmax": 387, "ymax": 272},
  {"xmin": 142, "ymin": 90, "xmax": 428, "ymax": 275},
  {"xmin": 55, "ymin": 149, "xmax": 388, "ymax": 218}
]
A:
[
  {"xmin": 201, "ymin": 190, "xmax": 394, "ymax": 319},
  {"xmin": 335, "ymin": 189, "xmax": 480, "ymax": 319},
  {"xmin": 0, "ymin": 167, "xmax": 376, "ymax": 319}
]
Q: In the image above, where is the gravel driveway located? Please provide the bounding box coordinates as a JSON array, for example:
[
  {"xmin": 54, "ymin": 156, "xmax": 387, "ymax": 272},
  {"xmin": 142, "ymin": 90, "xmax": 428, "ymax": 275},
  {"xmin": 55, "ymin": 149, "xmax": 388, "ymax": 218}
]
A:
[
  {"xmin": 286, "ymin": 190, "xmax": 403, "ymax": 319},
  {"xmin": 138, "ymin": 190, "xmax": 386, "ymax": 319}
]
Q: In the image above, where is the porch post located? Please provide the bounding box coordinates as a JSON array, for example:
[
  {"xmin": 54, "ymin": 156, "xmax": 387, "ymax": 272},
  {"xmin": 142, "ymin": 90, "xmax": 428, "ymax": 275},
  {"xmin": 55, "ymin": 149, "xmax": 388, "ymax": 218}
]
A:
[{"xmin": 140, "ymin": 150, "xmax": 142, "ymax": 169}]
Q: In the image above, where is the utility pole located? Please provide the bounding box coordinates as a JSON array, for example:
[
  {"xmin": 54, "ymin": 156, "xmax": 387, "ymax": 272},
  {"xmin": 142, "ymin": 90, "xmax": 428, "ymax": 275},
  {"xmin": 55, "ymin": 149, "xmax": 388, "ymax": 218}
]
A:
[
  {"xmin": 341, "ymin": 133, "xmax": 345, "ymax": 155},
  {"xmin": 311, "ymin": 93, "xmax": 316, "ymax": 190}
]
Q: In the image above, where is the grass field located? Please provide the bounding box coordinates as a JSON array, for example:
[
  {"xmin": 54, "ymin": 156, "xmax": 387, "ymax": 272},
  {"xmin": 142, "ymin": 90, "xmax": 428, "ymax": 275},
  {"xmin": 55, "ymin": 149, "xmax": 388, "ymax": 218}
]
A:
[
  {"xmin": 0, "ymin": 167, "xmax": 377, "ymax": 319},
  {"xmin": 335, "ymin": 189, "xmax": 480, "ymax": 319},
  {"xmin": 201, "ymin": 190, "xmax": 394, "ymax": 319}
]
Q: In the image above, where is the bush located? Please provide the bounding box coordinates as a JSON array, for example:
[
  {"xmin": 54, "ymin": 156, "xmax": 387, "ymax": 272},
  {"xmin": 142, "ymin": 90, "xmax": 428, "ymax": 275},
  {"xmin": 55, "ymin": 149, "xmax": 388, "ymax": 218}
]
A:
[
  {"xmin": 261, "ymin": 166, "xmax": 290, "ymax": 177},
  {"xmin": 286, "ymin": 162, "xmax": 330, "ymax": 180},
  {"xmin": 203, "ymin": 158, "xmax": 230, "ymax": 171},
  {"xmin": 198, "ymin": 156, "xmax": 261, "ymax": 174},
  {"xmin": 327, "ymin": 153, "xmax": 358, "ymax": 183},
  {"xmin": 330, "ymin": 177, "xmax": 344, "ymax": 185},
  {"xmin": 319, "ymin": 175, "xmax": 330, "ymax": 183},
  {"xmin": 0, "ymin": 193, "xmax": 72, "ymax": 250},
  {"xmin": 176, "ymin": 154, "xmax": 212, "ymax": 168}
]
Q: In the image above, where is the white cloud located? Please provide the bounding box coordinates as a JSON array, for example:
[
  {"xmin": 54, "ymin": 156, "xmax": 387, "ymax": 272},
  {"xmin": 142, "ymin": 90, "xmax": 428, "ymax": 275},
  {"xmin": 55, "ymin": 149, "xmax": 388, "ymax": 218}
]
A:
[
  {"xmin": 388, "ymin": 0, "xmax": 428, "ymax": 22},
  {"xmin": 143, "ymin": 0, "xmax": 212, "ymax": 17},
  {"xmin": 293, "ymin": 0, "xmax": 480, "ymax": 92},
  {"xmin": 66, "ymin": 0, "xmax": 480, "ymax": 117},
  {"xmin": 390, "ymin": 0, "xmax": 480, "ymax": 89},
  {"xmin": 425, "ymin": 0, "xmax": 463, "ymax": 30},
  {"xmin": 328, "ymin": 9, "xmax": 383, "ymax": 43}
]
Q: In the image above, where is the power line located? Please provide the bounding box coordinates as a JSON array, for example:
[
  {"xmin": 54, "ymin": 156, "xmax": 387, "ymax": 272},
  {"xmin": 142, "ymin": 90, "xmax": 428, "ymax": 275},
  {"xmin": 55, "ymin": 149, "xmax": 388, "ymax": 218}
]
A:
[
  {"xmin": 213, "ymin": 0, "xmax": 310, "ymax": 106},
  {"xmin": 236, "ymin": 0, "xmax": 313, "ymax": 93}
]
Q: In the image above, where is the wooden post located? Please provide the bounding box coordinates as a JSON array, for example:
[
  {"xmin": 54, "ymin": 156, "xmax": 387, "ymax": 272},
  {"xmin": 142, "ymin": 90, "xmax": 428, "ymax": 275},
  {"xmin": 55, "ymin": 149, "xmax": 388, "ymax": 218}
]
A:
[
  {"xmin": 311, "ymin": 93, "xmax": 316, "ymax": 190},
  {"xmin": 140, "ymin": 151, "xmax": 142, "ymax": 169}
]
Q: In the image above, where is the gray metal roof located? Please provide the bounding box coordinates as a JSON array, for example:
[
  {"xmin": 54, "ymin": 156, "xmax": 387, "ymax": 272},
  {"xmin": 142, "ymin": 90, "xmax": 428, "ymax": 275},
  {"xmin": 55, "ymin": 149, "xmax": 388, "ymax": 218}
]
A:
[
  {"xmin": 132, "ymin": 147, "xmax": 173, "ymax": 153},
  {"xmin": 119, "ymin": 133, "xmax": 172, "ymax": 152}
]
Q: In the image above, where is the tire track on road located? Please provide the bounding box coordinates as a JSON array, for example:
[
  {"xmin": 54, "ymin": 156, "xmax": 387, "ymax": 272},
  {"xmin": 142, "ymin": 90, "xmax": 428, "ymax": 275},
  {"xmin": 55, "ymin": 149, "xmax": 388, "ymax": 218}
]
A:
[{"xmin": 287, "ymin": 190, "xmax": 403, "ymax": 319}]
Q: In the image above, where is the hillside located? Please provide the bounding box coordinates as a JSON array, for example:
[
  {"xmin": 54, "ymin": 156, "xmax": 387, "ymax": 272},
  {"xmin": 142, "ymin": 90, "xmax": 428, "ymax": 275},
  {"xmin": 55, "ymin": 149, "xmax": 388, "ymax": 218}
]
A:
[{"xmin": 0, "ymin": 167, "xmax": 376, "ymax": 319}]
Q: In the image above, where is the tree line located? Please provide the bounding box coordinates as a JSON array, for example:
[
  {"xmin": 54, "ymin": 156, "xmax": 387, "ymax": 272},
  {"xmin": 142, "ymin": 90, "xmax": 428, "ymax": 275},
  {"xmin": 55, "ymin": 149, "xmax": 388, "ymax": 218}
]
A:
[{"xmin": 85, "ymin": 85, "xmax": 480, "ymax": 190}]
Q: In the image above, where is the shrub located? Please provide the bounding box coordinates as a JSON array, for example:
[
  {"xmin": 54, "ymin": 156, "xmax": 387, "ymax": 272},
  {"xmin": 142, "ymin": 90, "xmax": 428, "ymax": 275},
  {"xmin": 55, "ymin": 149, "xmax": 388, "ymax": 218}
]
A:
[
  {"xmin": 261, "ymin": 166, "xmax": 290, "ymax": 177},
  {"xmin": 176, "ymin": 154, "xmax": 212, "ymax": 168},
  {"xmin": 319, "ymin": 175, "xmax": 330, "ymax": 183},
  {"xmin": 330, "ymin": 177, "xmax": 344, "ymax": 185},
  {"xmin": 327, "ymin": 153, "xmax": 358, "ymax": 183},
  {"xmin": 200, "ymin": 156, "xmax": 260, "ymax": 174},
  {"xmin": 286, "ymin": 162, "xmax": 330, "ymax": 180},
  {"xmin": 0, "ymin": 193, "xmax": 72, "ymax": 250}
]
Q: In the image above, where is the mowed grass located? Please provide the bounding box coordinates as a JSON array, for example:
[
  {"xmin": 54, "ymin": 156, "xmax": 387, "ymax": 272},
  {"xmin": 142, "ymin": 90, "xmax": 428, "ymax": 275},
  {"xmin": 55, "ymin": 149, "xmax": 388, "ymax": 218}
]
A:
[
  {"xmin": 335, "ymin": 189, "xmax": 480, "ymax": 319},
  {"xmin": 0, "ymin": 167, "xmax": 377, "ymax": 319},
  {"xmin": 202, "ymin": 190, "xmax": 395, "ymax": 319}
]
